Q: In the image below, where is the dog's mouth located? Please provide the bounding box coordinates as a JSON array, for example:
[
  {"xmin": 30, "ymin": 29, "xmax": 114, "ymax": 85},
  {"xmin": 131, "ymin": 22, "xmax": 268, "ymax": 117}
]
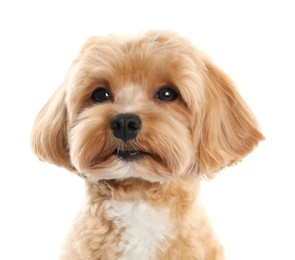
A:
[
  {"xmin": 113, "ymin": 150, "xmax": 149, "ymax": 161},
  {"xmin": 89, "ymin": 148, "xmax": 165, "ymax": 169},
  {"xmin": 89, "ymin": 149, "xmax": 152, "ymax": 167}
]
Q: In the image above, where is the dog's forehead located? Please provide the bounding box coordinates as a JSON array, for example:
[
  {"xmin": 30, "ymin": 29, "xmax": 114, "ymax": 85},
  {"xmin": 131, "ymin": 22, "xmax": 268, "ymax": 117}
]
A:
[
  {"xmin": 74, "ymin": 39, "xmax": 175, "ymax": 88},
  {"xmin": 82, "ymin": 37, "xmax": 198, "ymax": 88},
  {"xmin": 81, "ymin": 35, "xmax": 191, "ymax": 78},
  {"xmin": 115, "ymin": 84, "xmax": 146, "ymax": 104}
]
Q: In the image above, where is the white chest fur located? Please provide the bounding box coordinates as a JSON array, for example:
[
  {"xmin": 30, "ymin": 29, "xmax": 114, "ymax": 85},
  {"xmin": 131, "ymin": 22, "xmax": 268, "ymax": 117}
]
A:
[{"xmin": 103, "ymin": 199, "xmax": 173, "ymax": 260}]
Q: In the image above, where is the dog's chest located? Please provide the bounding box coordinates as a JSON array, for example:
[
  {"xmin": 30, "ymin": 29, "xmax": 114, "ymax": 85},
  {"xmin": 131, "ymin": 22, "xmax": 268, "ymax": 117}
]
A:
[{"xmin": 103, "ymin": 199, "xmax": 172, "ymax": 260}]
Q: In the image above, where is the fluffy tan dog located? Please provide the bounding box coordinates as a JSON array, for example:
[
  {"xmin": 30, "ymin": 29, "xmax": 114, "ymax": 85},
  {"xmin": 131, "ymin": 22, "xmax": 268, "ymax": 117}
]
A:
[{"xmin": 32, "ymin": 31, "xmax": 264, "ymax": 260}]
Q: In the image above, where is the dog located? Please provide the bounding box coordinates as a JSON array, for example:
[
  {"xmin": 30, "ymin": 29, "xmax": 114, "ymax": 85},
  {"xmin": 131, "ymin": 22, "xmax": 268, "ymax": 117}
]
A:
[{"xmin": 31, "ymin": 31, "xmax": 264, "ymax": 260}]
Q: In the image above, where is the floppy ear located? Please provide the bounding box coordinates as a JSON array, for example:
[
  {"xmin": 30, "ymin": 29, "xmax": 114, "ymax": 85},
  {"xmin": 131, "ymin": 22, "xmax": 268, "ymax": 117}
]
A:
[
  {"xmin": 197, "ymin": 58, "xmax": 264, "ymax": 177},
  {"xmin": 31, "ymin": 84, "xmax": 75, "ymax": 171},
  {"xmin": 31, "ymin": 37, "xmax": 100, "ymax": 171}
]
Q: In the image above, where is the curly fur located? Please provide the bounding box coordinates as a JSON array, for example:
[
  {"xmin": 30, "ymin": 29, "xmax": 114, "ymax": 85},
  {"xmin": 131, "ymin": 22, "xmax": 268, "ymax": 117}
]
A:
[{"xmin": 32, "ymin": 31, "xmax": 264, "ymax": 260}]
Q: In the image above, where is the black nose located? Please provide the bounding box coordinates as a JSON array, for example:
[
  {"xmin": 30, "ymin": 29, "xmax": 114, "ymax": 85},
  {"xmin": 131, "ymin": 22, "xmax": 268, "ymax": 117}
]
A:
[{"xmin": 110, "ymin": 113, "xmax": 142, "ymax": 143}]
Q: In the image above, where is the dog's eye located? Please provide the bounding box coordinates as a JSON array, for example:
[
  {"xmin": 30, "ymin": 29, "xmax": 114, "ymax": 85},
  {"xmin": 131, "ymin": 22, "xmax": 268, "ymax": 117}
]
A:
[
  {"xmin": 155, "ymin": 86, "xmax": 178, "ymax": 102},
  {"xmin": 91, "ymin": 87, "xmax": 112, "ymax": 103}
]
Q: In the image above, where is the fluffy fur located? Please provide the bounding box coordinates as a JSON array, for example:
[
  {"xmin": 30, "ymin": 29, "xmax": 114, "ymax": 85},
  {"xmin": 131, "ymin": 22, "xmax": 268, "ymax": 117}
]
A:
[{"xmin": 32, "ymin": 31, "xmax": 264, "ymax": 260}]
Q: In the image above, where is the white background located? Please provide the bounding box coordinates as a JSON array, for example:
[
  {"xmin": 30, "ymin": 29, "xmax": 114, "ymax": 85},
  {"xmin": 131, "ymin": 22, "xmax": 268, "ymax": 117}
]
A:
[{"xmin": 0, "ymin": 0, "xmax": 294, "ymax": 259}]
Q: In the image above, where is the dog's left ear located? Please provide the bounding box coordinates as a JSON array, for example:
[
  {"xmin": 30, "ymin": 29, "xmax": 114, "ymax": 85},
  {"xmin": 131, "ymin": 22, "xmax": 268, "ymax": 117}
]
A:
[{"xmin": 196, "ymin": 58, "xmax": 264, "ymax": 177}]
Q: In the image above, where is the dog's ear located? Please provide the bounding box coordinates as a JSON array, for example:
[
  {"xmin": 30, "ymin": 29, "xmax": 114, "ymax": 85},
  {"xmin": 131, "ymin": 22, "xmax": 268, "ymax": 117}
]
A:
[
  {"xmin": 197, "ymin": 58, "xmax": 264, "ymax": 177},
  {"xmin": 31, "ymin": 37, "xmax": 100, "ymax": 171},
  {"xmin": 31, "ymin": 84, "xmax": 75, "ymax": 171}
]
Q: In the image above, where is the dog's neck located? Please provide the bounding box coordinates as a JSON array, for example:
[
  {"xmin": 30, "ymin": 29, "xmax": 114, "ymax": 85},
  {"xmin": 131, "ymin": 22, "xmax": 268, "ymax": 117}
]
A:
[
  {"xmin": 84, "ymin": 176, "xmax": 202, "ymax": 231},
  {"xmin": 86, "ymin": 177, "xmax": 201, "ymax": 258},
  {"xmin": 86, "ymin": 176, "xmax": 200, "ymax": 208},
  {"xmin": 68, "ymin": 176, "xmax": 218, "ymax": 260}
]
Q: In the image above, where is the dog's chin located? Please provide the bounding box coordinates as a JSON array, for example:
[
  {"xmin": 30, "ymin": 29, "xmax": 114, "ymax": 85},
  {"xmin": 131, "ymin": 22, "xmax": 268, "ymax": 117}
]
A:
[{"xmin": 78, "ymin": 150, "xmax": 174, "ymax": 184}]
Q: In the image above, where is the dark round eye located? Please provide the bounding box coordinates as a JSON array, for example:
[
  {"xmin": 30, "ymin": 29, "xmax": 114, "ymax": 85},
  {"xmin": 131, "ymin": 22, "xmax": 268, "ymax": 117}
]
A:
[
  {"xmin": 155, "ymin": 86, "xmax": 178, "ymax": 102},
  {"xmin": 91, "ymin": 87, "xmax": 112, "ymax": 103}
]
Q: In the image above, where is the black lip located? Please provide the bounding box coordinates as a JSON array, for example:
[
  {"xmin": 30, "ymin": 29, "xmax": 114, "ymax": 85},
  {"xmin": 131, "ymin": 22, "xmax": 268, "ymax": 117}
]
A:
[{"xmin": 114, "ymin": 150, "xmax": 148, "ymax": 161}]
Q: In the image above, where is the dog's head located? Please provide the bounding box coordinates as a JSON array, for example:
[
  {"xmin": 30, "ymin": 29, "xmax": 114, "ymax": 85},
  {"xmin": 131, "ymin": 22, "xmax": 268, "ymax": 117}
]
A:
[{"xmin": 32, "ymin": 31, "xmax": 264, "ymax": 183}]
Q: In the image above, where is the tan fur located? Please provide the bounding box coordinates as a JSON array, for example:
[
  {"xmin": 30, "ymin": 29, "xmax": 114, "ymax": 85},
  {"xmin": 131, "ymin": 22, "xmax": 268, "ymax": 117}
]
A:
[{"xmin": 31, "ymin": 31, "xmax": 264, "ymax": 260}]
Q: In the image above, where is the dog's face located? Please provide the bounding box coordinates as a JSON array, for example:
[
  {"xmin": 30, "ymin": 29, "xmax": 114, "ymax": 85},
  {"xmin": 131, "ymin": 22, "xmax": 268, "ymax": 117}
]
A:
[{"xmin": 32, "ymin": 31, "xmax": 264, "ymax": 183}]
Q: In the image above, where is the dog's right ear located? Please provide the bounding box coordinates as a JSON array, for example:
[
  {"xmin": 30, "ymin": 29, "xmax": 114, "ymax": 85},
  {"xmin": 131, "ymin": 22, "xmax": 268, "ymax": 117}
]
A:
[
  {"xmin": 31, "ymin": 83, "xmax": 75, "ymax": 171},
  {"xmin": 31, "ymin": 37, "xmax": 100, "ymax": 172}
]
